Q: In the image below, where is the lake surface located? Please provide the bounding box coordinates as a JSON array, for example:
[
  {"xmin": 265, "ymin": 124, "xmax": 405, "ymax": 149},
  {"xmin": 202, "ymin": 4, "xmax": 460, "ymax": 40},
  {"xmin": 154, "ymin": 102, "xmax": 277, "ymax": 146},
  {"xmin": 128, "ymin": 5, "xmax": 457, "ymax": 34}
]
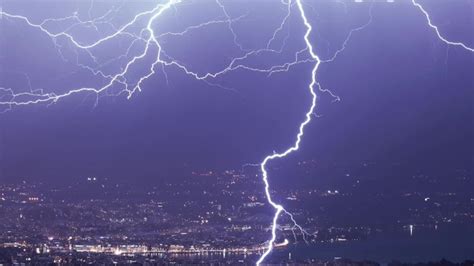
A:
[{"xmin": 272, "ymin": 224, "xmax": 474, "ymax": 263}]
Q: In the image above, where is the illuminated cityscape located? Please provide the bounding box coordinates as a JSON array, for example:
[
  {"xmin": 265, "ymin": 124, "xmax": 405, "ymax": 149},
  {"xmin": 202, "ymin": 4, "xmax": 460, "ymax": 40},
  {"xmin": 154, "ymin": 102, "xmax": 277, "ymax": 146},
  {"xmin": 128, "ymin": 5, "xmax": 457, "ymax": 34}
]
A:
[{"xmin": 1, "ymin": 160, "xmax": 472, "ymax": 264}]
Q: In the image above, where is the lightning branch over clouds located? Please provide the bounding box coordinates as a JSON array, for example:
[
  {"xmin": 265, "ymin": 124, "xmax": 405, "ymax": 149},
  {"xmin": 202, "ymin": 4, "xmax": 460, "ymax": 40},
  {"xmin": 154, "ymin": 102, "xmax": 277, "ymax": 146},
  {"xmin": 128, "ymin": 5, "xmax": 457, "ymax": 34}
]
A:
[
  {"xmin": 411, "ymin": 0, "xmax": 474, "ymax": 53},
  {"xmin": 0, "ymin": 0, "xmax": 316, "ymax": 109}
]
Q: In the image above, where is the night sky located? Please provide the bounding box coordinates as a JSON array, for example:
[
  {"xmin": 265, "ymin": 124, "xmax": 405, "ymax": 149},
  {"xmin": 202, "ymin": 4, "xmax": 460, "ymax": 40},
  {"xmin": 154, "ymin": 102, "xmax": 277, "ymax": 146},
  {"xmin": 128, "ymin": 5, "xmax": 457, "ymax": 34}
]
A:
[{"xmin": 0, "ymin": 0, "xmax": 472, "ymax": 187}]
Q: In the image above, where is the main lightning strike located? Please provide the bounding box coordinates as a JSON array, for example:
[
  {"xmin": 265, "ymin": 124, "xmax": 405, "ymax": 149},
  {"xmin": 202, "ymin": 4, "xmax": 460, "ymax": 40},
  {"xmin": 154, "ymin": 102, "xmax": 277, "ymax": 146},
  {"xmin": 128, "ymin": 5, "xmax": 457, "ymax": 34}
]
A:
[
  {"xmin": 256, "ymin": 1, "xmax": 474, "ymax": 264},
  {"xmin": 256, "ymin": 0, "xmax": 320, "ymax": 264}
]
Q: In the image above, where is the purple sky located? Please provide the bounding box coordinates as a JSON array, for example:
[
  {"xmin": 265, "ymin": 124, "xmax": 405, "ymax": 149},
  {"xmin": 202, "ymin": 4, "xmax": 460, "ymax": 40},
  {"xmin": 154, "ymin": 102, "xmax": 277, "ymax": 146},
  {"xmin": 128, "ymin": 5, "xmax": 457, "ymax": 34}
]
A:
[{"xmin": 0, "ymin": 0, "xmax": 472, "ymax": 185}]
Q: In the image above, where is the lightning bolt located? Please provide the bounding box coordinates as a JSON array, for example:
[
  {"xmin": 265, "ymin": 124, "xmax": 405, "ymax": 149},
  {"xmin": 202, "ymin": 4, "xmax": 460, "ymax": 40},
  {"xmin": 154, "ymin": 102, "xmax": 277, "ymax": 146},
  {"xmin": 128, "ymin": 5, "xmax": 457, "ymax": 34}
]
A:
[
  {"xmin": 412, "ymin": 0, "xmax": 474, "ymax": 52},
  {"xmin": 256, "ymin": 0, "xmax": 320, "ymax": 264},
  {"xmin": 0, "ymin": 0, "xmax": 313, "ymax": 109},
  {"xmin": 0, "ymin": 0, "xmax": 181, "ymax": 108}
]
